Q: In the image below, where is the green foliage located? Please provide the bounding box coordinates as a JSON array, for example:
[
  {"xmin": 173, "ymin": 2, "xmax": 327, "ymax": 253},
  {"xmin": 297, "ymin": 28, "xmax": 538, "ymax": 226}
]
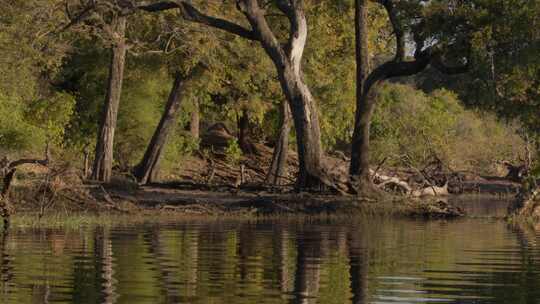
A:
[
  {"xmin": 161, "ymin": 132, "xmax": 200, "ymax": 173},
  {"xmin": 531, "ymin": 163, "xmax": 540, "ymax": 179},
  {"xmin": 225, "ymin": 138, "xmax": 242, "ymax": 166},
  {"xmin": 0, "ymin": 94, "xmax": 41, "ymax": 152},
  {"xmin": 0, "ymin": 90, "xmax": 76, "ymax": 154},
  {"xmin": 115, "ymin": 68, "xmax": 172, "ymax": 169},
  {"xmin": 0, "ymin": 0, "xmax": 538, "ymax": 180},
  {"xmin": 415, "ymin": 0, "xmax": 540, "ymax": 135},
  {"xmin": 304, "ymin": 0, "xmax": 393, "ymax": 150},
  {"xmin": 371, "ymin": 84, "xmax": 526, "ymax": 174},
  {"xmin": 25, "ymin": 92, "xmax": 76, "ymax": 146}
]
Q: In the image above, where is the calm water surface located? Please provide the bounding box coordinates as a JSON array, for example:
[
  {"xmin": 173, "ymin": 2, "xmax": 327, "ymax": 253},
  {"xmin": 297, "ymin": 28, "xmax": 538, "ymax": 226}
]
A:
[{"xmin": 1, "ymin": 197, "xmax": 539, "ymax": 304}]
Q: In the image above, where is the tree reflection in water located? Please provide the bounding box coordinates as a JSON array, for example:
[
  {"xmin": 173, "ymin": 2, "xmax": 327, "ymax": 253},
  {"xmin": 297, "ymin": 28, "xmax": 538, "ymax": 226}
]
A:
[{"xmin": 0, "ymin": 216, "xmax": 539, "ymax": 304}]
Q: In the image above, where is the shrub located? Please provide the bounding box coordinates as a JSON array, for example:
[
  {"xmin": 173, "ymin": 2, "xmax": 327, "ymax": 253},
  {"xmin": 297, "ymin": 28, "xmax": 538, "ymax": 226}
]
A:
[
  {"xmin": 225, "ymin": 138, "xmax": 242, "ymax": 166},
  {"xmin": 0, "ymin": 91, "xmax": 76, "ymax": 155},
  {"xmin": 371, "ymin": 83, "xmax": 526, "ymax": 175}
]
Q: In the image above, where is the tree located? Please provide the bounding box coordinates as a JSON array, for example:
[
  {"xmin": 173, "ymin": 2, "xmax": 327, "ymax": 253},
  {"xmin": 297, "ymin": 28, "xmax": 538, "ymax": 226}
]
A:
[
  {"xmin": 134, "ymin": 72, "xmax": 186, "ymax": 184},
  {"xmin": 422, "ymin": 0, "xmax": 540, "ymax": 137},
  {"xmin": 138, "ymin": 0, "xmax": 330, "ymax": 189},
  {"xmin": 0, "ymin": 0, "xmax": 73, "ymax": 155},
  {"xmin": 63, "ymin": 1, "xmax": 133, "ymax": 182},
  {"xmin": 350, "ymin": 0, "xmax": 470, "ymax": 193},
  {"xmin": 131, "ymin": 5, "xmax": 267, "ymax": 183},
  {"xmin": 91, "ymin": 15, "xmax": 128, "ymax": 182}
]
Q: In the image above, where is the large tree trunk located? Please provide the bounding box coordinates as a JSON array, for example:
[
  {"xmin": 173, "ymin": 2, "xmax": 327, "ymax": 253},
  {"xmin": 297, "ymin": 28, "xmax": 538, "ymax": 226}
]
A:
[
  {"xmin": 280, "ymin": 72, "xmax": 324, "ymax": 188},
  {"xmin": 350, "ymin": 0, "xmax": 375, "ymax": 192},
  {"xmin": 241, "ymin": 1, "xmax": 326, "ymax": 188},
  {"xmin": 91, "ymin": 16, "xmax": 127, "ymax": 182},
  {"xmin": 134, "ymin": 72, "xmax": 186, "ymax": 184},
  {"xmin": 265, "ymin": 101, "xmax": 291, "ymax": 185}
]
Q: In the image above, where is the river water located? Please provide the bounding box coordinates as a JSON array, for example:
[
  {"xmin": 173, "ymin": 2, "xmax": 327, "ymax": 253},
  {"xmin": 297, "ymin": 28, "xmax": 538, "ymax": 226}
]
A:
[{"xmin": 0, "ymin": 197, "xmax": 539, "ymax": 304}]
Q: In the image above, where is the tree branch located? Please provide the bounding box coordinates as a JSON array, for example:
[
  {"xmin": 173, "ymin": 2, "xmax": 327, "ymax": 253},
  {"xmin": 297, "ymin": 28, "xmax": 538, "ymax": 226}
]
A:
[
  {"xmin": 381, "ymin": 0, "xmax": 406, "ymax": 62},
  {"xmin": 137, "ymin": 1, "xmax": 259, "ymax": 41}
]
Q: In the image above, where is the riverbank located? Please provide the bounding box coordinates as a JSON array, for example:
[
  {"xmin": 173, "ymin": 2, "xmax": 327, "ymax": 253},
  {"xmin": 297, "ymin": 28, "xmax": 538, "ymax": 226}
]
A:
[
  {"xmin": 2, "ymin": 159, "xmax": 523, "ymax": 229},
  {"xmin": 3, "ymin": 199, "xmax": 463, "ymax": 231},
  {"xmin": 4, "ymin": 179, "xmax": 498, "ymax": 230}
]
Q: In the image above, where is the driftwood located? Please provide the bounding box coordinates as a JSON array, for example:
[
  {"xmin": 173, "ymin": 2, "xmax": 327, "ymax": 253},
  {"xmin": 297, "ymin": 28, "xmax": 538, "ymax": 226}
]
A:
[
  {"xmin": 371, "ymin": 169, "xmax": 449, "ymax": 197},
  {"xmin": 411, "ymin": 183, "xmax": 449, "ymax": 197}
]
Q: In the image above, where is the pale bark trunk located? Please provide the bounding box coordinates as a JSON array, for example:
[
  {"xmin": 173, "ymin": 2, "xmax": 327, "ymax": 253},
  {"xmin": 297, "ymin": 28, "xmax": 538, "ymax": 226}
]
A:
[
  {"xmin": 265, "ymin": 101, "xmax": 291, "ymax": 185},
  {"xmin": 190, "ymin": 99, "xmax": 200, "ymax": 140},
  {"xmin": 92, "ymin": 16, "xmax": 127, "ymax": 182},
  {"xmin": 279, "ymin": 65, "xmax": 324, "ymax": 188},
  {"xmin": 241, "ymin": 0, "xmax": 325, "ymax": 188},
  {"xmin": 134, "ymin": 72, "xmax": 186, "ymax": 184}
]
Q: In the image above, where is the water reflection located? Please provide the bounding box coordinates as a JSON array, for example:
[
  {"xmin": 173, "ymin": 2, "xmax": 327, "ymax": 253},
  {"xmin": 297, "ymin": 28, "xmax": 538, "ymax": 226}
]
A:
[{"xmin": 0, "ymin": 214, "xmax": 539, "ymax": 303}]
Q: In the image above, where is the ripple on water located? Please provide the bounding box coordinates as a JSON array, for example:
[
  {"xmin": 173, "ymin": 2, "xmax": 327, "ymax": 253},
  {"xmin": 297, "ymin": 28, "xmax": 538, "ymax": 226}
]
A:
[{"xmin": 0, "ymin": 205, "xmax": 540, "ymax": 303}]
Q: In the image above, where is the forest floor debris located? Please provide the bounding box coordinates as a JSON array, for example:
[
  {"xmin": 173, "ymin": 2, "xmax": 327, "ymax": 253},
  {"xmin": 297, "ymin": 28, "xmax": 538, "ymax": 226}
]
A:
[{"xmin": 0, "ymin": 126, "xmax": 523, "ymax": 223}]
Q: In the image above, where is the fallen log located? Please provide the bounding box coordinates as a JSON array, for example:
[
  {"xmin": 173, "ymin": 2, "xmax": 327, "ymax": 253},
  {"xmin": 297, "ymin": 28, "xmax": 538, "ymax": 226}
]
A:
[{"xmin": 0, "ymin": 147, "xmax": 50, "ymax": 228}]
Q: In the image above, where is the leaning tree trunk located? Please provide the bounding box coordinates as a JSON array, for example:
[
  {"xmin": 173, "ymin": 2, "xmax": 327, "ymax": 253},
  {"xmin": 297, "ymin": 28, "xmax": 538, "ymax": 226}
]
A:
[
  {"xmin": 265, "ymin": 101, "xmax": 292, "ymax": 185},
  {"xmin": 91, "ymin": 16, "xmax": 127, "ymax": 182},
  {"xmin": 134, "ymin": 72, "xmax": 186, "ymax": 184}
]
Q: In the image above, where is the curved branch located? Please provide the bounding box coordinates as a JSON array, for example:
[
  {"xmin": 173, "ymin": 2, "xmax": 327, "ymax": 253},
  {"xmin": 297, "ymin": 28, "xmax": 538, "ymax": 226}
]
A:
[
  {"xmin": 381, "ymin": 0, "xmax": 406, "ymax": 62},
  {"xmin": 370, "ymin": 50, "xmax": 433, "ymax": 85},
  {"xmin": 1, "ymin": 146, "xmax": 50, "ymax": 174},
  {"xmin": 137, "ymin": 1, "xmax": 259, "ymax": 41}
]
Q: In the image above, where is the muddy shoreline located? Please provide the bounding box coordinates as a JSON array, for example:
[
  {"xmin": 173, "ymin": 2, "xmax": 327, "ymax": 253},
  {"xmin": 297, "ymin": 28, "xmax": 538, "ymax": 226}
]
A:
[
  {"xmin": 5, "ymin": 172, "xmax": 521, "ymax": 227},
  {"xmin": 21, "ymin": 181, "xmax": 514, "ymax": 218}
]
